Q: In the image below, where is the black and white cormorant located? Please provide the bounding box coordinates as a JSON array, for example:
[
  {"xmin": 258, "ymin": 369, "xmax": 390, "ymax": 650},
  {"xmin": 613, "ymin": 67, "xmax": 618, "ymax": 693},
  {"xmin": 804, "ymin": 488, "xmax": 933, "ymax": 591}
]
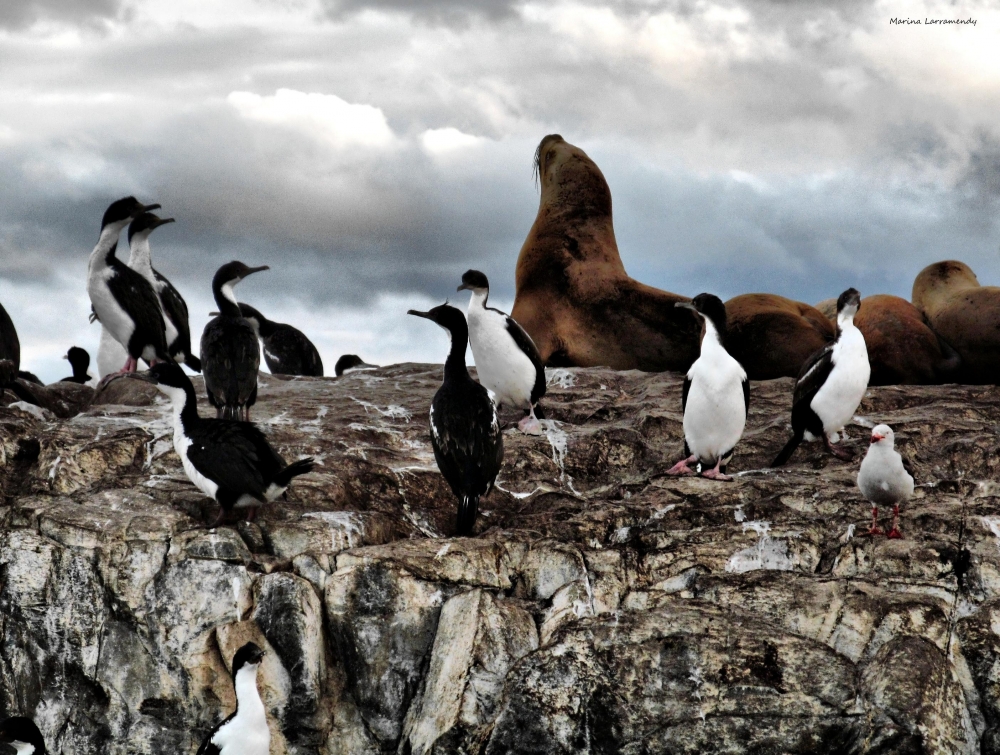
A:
[
  {"xmin": 196, "ymin": 642, "xmax": 269, "ymax": 755},
  {"xmin": 201, "ymin": 261, "xmax": 268, "ymax": 421},
  {"xmin": 86, "ymin": 196, "xmax": 169, "ymax": 380},
  {"xmin": 408, "ymin": 303, "xmax": 503, "ymax": 536},
  {"xmin": 60, "ymin": 346, "xmax": 95, "ymax": 385},
  {"xmin": 458, "ymin": 270, "xmax": 546, "ymax": 434},
  {"xmin": 235, "ymin": 303, "xmax": 323, "ymax": 377},
  {"xmin": 666, "ymin": 294, "xmax": 748, "ymax": 481},
  {"xmin": 334, "ymin": 354, "xmax": 377, "ymax": 377},
  {"xmin": 0, "ymin": 299, "xmax": 42, "ymax": 400},
  {"xmin": 0, "ymin": 716, "xmax": 47, "ymax": 754},
  {"xmin": 131, "ymin": 362, "xmax": 314, "ymax": 526},
  {"xmin": 772, "ymin": 287, "xmax": 871, "ymax": 466},
  {"xmin": 127, "ymin": 212, "xmax": 202, "ymax": 371}
]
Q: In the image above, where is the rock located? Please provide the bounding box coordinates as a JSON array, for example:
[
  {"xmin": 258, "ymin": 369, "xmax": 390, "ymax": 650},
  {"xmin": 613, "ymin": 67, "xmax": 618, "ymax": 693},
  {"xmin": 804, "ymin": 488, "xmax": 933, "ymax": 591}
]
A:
[{"xmin": 1, "ymin": 364, "xmax": 1000, "ymax": 753}]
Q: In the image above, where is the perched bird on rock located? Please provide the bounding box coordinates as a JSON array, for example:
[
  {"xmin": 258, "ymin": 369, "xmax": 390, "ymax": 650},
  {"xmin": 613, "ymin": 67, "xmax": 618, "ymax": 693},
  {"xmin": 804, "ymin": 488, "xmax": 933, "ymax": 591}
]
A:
[
  {"xmin": 59, "ymin": 346, "xmax": 95, "ymax": 385},
  {"xmin": 459, "ymin": 269, "xmax": 547, "ymax": 435},
  {"xmin": 408, "ymin": 303, "xmax": 503, "ymax": 536},
  {"xmin": 0, "ymin": 716, "xmax": 47, "ymax": 755},
  {"xmin": 772, "ymin": 288, "xmax": 870, "ymax": 466},
  {"xmin": 86, "ymin": 196, "xmax": 170, "ymax": 383},
  {"xmin": 197, "ymin": 642, "xmax": 269, "ymax": 755},
  {"xmin": 334, "ymin": 354, "xmax": 378, "ymax": 377},
  {"xmin": 857, "ymin": 424, "xmax": 913, "ymax": 538},
  {"xmin": 666, "ymin": 294, "xmax": 748, "ymax": 481},
  {"xmin": 130, "ymin": 362, "xmax": 314, "ymax": 526},
  {"xmin": 234, "ymin": 303, "xmax": 323, "ymax": 377},
  {"xmin": 201, "ymin": 261, "xmax": 268, "ymax": 421},
  {"xmin": 127, "ymin": 212, "xmax": 202, "ymax": 371}
]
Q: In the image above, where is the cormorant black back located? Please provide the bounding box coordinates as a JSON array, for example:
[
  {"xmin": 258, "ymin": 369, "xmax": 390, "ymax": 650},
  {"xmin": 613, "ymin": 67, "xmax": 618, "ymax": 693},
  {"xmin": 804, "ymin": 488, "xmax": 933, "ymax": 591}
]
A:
[
  {"xmin": 335, "ymin": 354, "xmax": 378, "ymax": 376},
  {"xmin": 408, "ymin": 303, "xmax": 503, "ymax": 536},
  {"xmin": 131, "ymin": 362, "xmax": 314, "ymax": 527},
  {"xmin": 0, "ymin": 716, "xmax": 47, "ymax": 754},
  {"xmin": 237, "ymin": 302, "xmax": 324, "ymax": 377},
  {"xmin": 201, "ymin": 262, "xmax": 269, "ymax": 420}
]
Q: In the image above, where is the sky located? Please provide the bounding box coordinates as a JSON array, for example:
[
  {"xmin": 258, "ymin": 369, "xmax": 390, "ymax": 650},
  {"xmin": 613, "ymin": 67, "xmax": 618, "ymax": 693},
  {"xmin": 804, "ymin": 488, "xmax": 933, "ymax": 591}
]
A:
[{"xmin": 1, "ymin": 0, "xmax": 998, "ymax": 382}]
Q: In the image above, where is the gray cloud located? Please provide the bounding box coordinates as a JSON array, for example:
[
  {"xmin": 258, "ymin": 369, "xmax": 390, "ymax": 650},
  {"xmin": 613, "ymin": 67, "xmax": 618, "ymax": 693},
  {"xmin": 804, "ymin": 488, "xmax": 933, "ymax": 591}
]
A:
[{"xmin": 0, "ymin": 0, "xmax": 124, "ymax": 29}]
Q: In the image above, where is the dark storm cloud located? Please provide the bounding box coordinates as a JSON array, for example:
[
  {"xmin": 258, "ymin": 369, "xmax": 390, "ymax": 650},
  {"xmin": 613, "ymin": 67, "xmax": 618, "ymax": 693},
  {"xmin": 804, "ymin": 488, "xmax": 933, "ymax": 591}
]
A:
[
  {"xmin": 321, "ymin": 0, "xmax": 521, "ymax": 26},
  {"xmin": 0, "ymin": 0, "xmax": 124, "ymax": 29}
]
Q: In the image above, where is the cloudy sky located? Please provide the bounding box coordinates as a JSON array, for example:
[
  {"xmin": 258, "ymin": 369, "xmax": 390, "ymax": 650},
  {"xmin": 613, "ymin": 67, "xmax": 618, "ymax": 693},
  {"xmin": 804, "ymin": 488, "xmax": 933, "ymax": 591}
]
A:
[{"xmin": 1, "ymin": 0, "xmax": 998, "ymax": 381}]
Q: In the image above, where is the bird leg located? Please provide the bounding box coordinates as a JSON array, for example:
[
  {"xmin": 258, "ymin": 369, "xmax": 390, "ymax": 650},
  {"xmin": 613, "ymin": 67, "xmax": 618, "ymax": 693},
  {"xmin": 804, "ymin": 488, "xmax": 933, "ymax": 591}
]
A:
[
  {"xmin": 701, "ymin": 459, "xmax": 733, "ymax": 482},
  {"xmin": 246, "ymin": 506, "xmax": 258, "ymax": 523},
  {"xmin": 518, "ymin": 407, "xmax": 544, "ymax": 435},
  {"xmin": 887, "ymin": 504, "xmax": 902, "ymax": 539},
  {"xmin": 868, "ymin": 505, "xmax": 884, "ymax": 536},
  {"xmin": 666, "ymin": 455, "xmax": 698, "ymax": 476},
  {"xmin": 208, "ymin": 507, "xmax": 228, "ymax": 529},
  {"xmin": 95, "ymin": 355, "xmax": 139, "ymax": 390},
  {"xmin": 825, "ymin": 434, "xmax": 854, "ymax": 461}
]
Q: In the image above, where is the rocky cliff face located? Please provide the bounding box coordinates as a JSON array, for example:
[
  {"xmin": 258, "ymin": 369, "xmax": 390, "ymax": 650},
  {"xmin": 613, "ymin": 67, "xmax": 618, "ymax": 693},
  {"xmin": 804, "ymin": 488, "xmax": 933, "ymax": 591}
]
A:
[{"xmin": 1, "ymin": 366, "xmax": 999, "ymax": 754}]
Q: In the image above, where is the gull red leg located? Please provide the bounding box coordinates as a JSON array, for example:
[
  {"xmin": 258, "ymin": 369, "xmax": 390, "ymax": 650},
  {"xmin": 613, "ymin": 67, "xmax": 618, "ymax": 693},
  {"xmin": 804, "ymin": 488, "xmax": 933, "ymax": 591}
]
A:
[
  {"xmin": 868, "ymin": 505, "xmax": 884, "ymax": 536},
  {"xmin": 887, "ymin": 504, "xmax": 902, "ymax": 539}
]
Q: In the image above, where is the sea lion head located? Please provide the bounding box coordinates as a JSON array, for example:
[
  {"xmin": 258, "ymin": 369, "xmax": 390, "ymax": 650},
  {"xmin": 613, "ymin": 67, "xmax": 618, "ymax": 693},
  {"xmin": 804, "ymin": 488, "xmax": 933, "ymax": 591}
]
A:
[
  {"xmin": 533, "ymin": 134, "xmax": 613, "ymax": 222},
  {"xmin": 912, "ymin": 260, "xmax": 980, "ymax": 317}
]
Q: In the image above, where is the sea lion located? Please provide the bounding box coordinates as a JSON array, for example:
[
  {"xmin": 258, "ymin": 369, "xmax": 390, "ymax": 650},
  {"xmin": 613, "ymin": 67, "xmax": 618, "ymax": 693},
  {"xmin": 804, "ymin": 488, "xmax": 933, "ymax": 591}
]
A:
[
  {"xmin": 815, "ymin": 298, "xmax": 837, "ymax": 322},
  {"xmin": 853, "ymin": 294, "xmax": 960, "ymax": 385},
  {"xmin": 912, "ymin": 260, "xmax": 1000, "ymax": 384},
  {"xmin": 723, "ymin": 294, "xmax": 834, "ymax": 380},
  {"xmin": 510, "ymin": 134, "xmax": 700, "ymax": 371}
]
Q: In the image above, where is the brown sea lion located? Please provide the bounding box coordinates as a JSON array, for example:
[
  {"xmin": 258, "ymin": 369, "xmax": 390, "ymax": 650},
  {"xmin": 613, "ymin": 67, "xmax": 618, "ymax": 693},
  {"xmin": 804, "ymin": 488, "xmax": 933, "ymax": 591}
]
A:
[
  {"xmin": 912, "ymin": 260, "xmax": 1000, "ymax": 383},
  {"xmin": 854, "ymin": 294, "xmax": 960, "ymax": 385},
  {"xmin": 510, "ymin": 134, "xmax": 700, "ymax": 371},
  {"xmin": 723, "ymin": 294, "xmax": 834, "ymax": 380},
  {"xmin": 815, "ymin": 298, "xmax": 837, "ymax": 322}
]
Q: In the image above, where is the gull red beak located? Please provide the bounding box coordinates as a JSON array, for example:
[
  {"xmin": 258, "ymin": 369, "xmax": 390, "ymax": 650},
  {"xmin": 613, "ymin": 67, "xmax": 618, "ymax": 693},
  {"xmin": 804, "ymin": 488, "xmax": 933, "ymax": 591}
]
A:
[{"xmin": 871, "ymin": 433, "xmax": 884, "ymax": 443}]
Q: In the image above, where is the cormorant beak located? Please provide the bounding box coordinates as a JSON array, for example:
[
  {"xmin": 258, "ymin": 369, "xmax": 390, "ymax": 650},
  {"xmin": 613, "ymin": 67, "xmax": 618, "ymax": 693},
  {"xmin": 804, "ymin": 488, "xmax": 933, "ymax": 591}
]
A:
[
  {"xmin": 141, "ymin": 202, "xmax": 161, "ymax": 213},
  {"xmin": 456, "ymin": 283, "xmax": 471, "ymax": 292},
  {"xmin": 241, "ymin": 265, "xmax": 270, "ymax": 279},
  {"xmin": 407, "ymin": 309, "xmax": 432, "ymax": 320},
  {"xmin": 675, "ymin": 301, "xmax": 697, "ymax": 312},
  {"xmin": 153, "ymin": 217, "xmax": 176, "ymax": 229},
  {"xmin": 62, "ymin": 354, "xmax": 68, "ymax": 360},
  {"xmin": 209, "ymin": 311, "xmax": 220, "ymax": 317}
]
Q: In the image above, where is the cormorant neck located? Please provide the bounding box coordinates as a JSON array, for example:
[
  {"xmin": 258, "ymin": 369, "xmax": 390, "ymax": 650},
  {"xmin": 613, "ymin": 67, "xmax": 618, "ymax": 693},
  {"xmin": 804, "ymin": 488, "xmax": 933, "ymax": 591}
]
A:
[
  {"xmin": 163, "ymin": 381, "xmax": 200, "ymax": 427},
  {"xmin": 91, "ymin": 224, "xmax": 123, "ymax": 267},
  {"xmin": 234, "ymin": 665, "xmax": 265, "ymax": 715},
  {"xmin": 702, "ymin": 318, "xmax": 726, "ymax": 351},
  {"xmin": 128, "ymin": 234, "xmax": 154, "ymax": 280},
  {"xmin": 468, "ymin": 288, "xmax": 489, "ymax": 310},
  {"xmin": 444, "ymin": 321, "xmax": 471, "ymax": 380},
  {"xmin": 213, "ymin": 278, "xmax": 242, "ymax": 317}
]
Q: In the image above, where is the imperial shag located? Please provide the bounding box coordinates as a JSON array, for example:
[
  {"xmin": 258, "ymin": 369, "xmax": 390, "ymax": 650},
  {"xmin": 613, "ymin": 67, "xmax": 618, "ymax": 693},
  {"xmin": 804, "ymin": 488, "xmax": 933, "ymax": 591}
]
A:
[
  {"xmin": 60, "ymin": 346, "xmax": 95, "ymax": 385},
  {"xmin": 334, "ymin": 354, "xmax": 377, "ymax": 377},
  {"xmin": 666, "ymin": 294, "xmax": 748, "ymax": 481},
  {"xmin": 201, "ymin": 261, "xmax": 268, "ymax": 420},
  {"xmin": 772, "ymin": 288, "xmax": 870, "ymax": 466},
  {"xmin": 0, "ymin": 717, "xmax": 47, "ymax": 755},
  {"xmin": 235, "ymin": 303, "xmax": 323, "ymax": 377},
  {"xmin": 458, "ymin": 269, "xmax": 546, "ymax": 434},
  {"xmin": 86, "ymin": 196, "xmax": 169, "ymax": 380},
  {"xmin": 408, "ymin": 303, "xmax": 503, "ymax": 536},
  {"xmin": 127, "ymin": 212, "xmax": 202, "ymax": 371},
  {"xmin": 196, "ymin": 643, "xmax": 269, "ymax": 755},
  {"xmin": 131, "ymin": 362, "xmax": 314, "ymax": 526}
]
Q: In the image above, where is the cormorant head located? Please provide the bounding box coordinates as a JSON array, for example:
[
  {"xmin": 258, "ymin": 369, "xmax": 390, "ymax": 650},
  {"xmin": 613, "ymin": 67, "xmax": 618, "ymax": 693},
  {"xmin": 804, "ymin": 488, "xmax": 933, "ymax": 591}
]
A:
[
  {"xmin": 836, "ymin": 288, "xmax": 861, "ymax": 320},
  {"xmin": 676, "ymin": 293, "xmax": 727, "ymax": 336},
  {"xmin": 127, "ymin": 362, "xmax": 192, "ymax": 404},
  {"xmin": 407, "ymin": 303, "xmax": 467, "ymax": 337},
  {"xmin": 0, "ymin": 717, "xmax": 47, "ymax": 755},
  {"xmin": 213, "ymin": 261, "xmax": 270, "ymax": 306},
  {"xmin": 128, "ymin": 212, "xmax": 175, "ymax": 244},
  {"xmin": 457, "ymin": 269, "xmax": 490, "ymax": 294},
  {"xmin": 232, "ymin": 642, "xmax": 266, "ymax": 677},
  {"xmin": 101, "ymin": 196, "xmax": 160, "ymax": 232},
  {"xmin": 63, "ymin": 346, "xmax": 90, "ymax": 376},
  {"xmin": 335, "ymin": 354, "xmax": 377, "ymax": 376}
]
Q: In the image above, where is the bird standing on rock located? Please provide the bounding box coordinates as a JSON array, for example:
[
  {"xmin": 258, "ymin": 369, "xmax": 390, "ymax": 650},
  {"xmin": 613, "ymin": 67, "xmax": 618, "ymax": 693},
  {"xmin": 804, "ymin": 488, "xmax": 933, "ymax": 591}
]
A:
[
  {"xmin": 408, "ymin": 303, "xmax": 503, "ymax": 536},
  {"xmin": 0, "ymin": 716, "xmax": 47, "ymax": 754},
  {"xmin": 335, "ymin": 354, "xmax": 378, "ymax": 376},
  {"xmin": 59, "ymin": 346, "xmax": 95, "ymax": 385},
  {"xmin": 86, "ymin": 196, "xmax": 170, "ymax": 383},
  {"xmin": 129, "ymin": 362, "xmax": 314, "ymax": 527},
  {"xmin": 201, "ymin": 261, "xmax": 268, "ymax": 421},
  {"xmin": 858, "ymin": 424, "xmax": 913, "ymax": 538},
  {"xmin": 458, "ymin": 269, "xmax": 547, "ymax": 434},
  {"xmin": 666, "ymin": 294, "xmax": 748, "ymax": 481},
  {"xmin": 196, "ymin": 642, "xmax": 270, "ymax": 755},
  {"xmin": 234, "ymin": 303, "xmax": 323, "ymax": 377},
  {"xmin": 127, "ymin": 212, "xmax": 202, "ymax": 372},
  {"xmin": 772, "ymin": 288, "xmax": 870, "ymax": 466}
]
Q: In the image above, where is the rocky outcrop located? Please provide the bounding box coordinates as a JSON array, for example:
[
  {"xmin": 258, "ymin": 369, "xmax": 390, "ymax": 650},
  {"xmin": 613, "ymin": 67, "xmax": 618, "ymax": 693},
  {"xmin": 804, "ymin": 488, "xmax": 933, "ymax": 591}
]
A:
[{"xmin": 1, "ymin": 365, "xmax": 999, "ymax": 753}]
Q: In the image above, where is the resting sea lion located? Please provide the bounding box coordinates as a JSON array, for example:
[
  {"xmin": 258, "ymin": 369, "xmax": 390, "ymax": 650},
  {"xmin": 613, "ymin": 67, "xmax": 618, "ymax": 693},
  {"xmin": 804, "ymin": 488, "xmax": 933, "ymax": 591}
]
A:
[
  {"xmin": 723, "ymin": 294, "xmax": 834, "ymax": 380},
  {"xmin": 912, "ymin": 260, "xmax": 1000, "ymax": 384},
  {"xmin": 510, "ymin": 134, "xmax": 700, "ymax": 371}
]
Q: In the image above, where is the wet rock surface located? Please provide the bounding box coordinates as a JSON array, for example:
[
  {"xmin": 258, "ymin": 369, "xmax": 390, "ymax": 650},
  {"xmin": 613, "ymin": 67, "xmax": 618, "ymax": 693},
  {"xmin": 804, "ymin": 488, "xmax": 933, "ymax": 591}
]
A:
[{"xmin": 1, "ymin": 364, "xmax": 999, "ymax": 753}]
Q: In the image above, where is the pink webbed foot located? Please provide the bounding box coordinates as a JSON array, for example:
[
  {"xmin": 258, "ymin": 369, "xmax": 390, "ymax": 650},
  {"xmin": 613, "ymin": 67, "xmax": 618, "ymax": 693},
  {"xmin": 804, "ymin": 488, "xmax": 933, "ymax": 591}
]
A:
[
  {"xmin": 825, "ymin": 436, "xmax": 854, "ymax": 461},
  {"xmin": 666, "ymin": 455, "xmax": 698, "ymax": 476},
  {"xmin": 518, "ymin": 414, "xmax": 544, "ymax": 435},
  {"xmin": 701, "ymin": 462, "xmax": 733, "ymax": 482}
]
